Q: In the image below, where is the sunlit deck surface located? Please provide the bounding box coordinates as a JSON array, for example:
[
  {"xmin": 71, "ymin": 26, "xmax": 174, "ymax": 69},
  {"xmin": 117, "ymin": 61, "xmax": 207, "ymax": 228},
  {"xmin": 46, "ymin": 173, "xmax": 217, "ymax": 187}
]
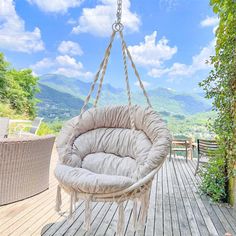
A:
[{"xmin": 0, "ymin": 149, "xmax": 236, "ymax": 236}]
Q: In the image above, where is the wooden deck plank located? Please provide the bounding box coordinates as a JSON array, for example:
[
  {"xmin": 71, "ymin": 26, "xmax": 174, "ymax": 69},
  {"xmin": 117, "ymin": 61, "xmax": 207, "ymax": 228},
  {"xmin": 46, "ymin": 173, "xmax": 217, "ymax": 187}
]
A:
[
  {"xmin": 102, "ymin": 201, "xmax": 130, "ymax": 236},
  {"xmin": 168, "ymin": 160, "xmax": 192, "ymax": 236},
  {"xmin": 44, "ymin": 201, "xmax": 89, "ymax": 236},
  {"xmin": 154, "ymin": 166, "xmax": 164, "ymax": 235},
  {"xmin": 185, "ymin": 160, "xmax": 227, "ymax": 236},
  {"xmin": 0, "ymin": 184, "xmax": 60, "ymax": 235},
  {"xmin": 97, "ymin": 202, "xmax": 118, "ymax": 235},
  {"xmin": 174, "ymin": 159, "xmax": 211, "ymax": 236},
  {"xmin": 72, "ymin": 202, "xmax": 106, "ymax": 236},
  {"xmin": 187, "ymin": 160, "xmax": 236, "ymax": 235},
  {"xmin": 144, "ymin": 175, "xmax": 157, "ymax": 236},
  {"xmin": 41, "ymin": 201, "xmax": 84, "ymax": 235},
  {"xmin": 0, "ymin": 181, "xmax": 57, "ymax": 225},
  {"xmin": 163, "ymin": 161, "xmax": 173, "ymax": 236},
  {"xmin": 122, "ymin": 201, "xmax": 134, "ymax": 236},
  {"xmin": 125, "ymin": 203, "xmax": 136, "ymax": 236},
  {"xmin": 166, "ymin": 160, "xmax": 181, "ymax": 236},
  {"xmin": 171, "ymin": 159, "xmax": 201, "ymax": 236},
  {"xmin": 1, "ymin": 150, "xmax": 236, "ymax": 236}
]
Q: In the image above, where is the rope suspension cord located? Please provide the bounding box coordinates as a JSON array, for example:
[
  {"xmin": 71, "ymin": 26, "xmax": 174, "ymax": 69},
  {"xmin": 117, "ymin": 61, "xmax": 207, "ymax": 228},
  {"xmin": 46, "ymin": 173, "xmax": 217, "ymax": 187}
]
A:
[
  {"xmin": 79, "ymin": 30, "xmax": 116, "ymax": 116},
  {"xmin": 94, "ymin": 31, "xmax": 116, "ymax": 107},
  {"xmin": 94, "ymin": 0, "xmax": 124, "ymax": 108},
  {"xmin": 119, "ymin": 31, "xmax": 152, "ymax": 108},
  {"xmin": 120, "ymin": 31, "xmax": 135, "ymax": 130},
  {"xmin": 114, "ymin": 0, "xmax": 135, "ymax": 130},
  {"xmin": 79, "ymin": 0, "xmax": 152, "ymax": 118}
]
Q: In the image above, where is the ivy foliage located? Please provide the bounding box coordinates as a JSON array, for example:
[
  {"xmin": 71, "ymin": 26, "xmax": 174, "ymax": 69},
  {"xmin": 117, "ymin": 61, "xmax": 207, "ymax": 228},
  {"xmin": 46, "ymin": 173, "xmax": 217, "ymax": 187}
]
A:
[
  {"xmin": 199, "ymin": 0, "xmax": 236, "ymax": 202},
  {"xmin": 0, "ymin": 53, "xmax": 39, "ymax": 117}
]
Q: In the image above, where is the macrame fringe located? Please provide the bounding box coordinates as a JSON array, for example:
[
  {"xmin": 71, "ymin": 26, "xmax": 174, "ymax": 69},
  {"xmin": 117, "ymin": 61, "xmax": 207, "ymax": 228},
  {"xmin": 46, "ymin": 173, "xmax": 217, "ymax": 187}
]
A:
[
  {"xmin": 117, "ymin": 202, "xmax": 125, "ymax": 236},
  {"xmin": 132, "ymin": 199, "xmax": 137, "ymax": 231},
  {"xmin": 55, "ymin": 185, "xmax": 62, "ymax": 212},
  {"xmin": 138, "ymin": 190, "xmax": 150, "ymax": 229},
  {"xmin": 84, "ymin": 197, "xmax": 92, "ymax": 231},
  {"xmin": 68, "ymin": 191, "xmax": 76, "ymax": 219}
]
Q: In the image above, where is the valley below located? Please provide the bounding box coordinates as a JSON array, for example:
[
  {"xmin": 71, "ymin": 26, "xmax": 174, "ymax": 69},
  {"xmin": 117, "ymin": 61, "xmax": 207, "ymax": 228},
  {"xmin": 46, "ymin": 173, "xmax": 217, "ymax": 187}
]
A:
[{"xmin": 37, "ymin": 74, "xmax": 215, "ymax": 140}]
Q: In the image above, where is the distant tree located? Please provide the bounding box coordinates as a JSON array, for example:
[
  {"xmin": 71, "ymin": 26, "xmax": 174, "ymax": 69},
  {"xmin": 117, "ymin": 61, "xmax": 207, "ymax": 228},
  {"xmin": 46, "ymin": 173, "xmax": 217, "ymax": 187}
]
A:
[
  {"xmin": 0, "ymin": 53, "xmax": 10, "ymax": 102},
  {"xmin": 0, "ymin": 53, "xmax": 40, "ymax": 117}
]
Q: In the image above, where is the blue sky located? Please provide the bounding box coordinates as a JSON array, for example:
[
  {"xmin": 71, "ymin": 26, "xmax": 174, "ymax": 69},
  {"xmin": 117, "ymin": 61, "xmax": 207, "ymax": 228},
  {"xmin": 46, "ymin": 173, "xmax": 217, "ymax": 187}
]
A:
[{"xmin": 0, "ymin": 0, "xmax": 218, "ymax": 92}]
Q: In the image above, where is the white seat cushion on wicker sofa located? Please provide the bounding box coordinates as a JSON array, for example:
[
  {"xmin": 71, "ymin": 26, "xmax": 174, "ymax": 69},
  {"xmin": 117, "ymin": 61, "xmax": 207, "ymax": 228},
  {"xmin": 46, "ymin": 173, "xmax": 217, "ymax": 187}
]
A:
[{"xmin": 55, "ymin": 105, "xmax": 171, "ymax": 194}]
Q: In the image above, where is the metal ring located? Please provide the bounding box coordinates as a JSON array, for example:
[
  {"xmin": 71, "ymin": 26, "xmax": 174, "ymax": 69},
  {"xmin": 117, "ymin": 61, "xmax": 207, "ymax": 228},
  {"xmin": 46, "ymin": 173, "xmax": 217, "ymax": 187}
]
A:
[{"xmin": 112, "ymin": 22, "xmax": 124, "ymax": 32}]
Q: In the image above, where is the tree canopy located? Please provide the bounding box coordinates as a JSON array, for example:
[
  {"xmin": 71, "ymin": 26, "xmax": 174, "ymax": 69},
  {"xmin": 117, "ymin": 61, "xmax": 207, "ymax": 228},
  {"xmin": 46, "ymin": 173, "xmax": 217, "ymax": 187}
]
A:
[{"xmin": 0, "ymin": 53, "xmax": 39, "ymax": 118}]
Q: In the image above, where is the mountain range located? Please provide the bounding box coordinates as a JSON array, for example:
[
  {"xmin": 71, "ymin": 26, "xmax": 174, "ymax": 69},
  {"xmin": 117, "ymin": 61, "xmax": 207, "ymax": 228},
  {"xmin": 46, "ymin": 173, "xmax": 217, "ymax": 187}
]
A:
[{"xmin": 37, "ymin": 74, "xmax": 212, "ymax": 121}]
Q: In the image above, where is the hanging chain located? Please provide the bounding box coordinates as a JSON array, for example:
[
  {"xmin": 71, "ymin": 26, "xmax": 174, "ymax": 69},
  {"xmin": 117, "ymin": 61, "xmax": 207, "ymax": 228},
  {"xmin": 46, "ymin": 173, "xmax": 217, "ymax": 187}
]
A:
[
  {"xmin": 112, "ymin": 0, "xmax": 124, "ymax": 32},
  {"xmin": 116, "ymin": 0, "xmax": 122, "ymax": 23}
]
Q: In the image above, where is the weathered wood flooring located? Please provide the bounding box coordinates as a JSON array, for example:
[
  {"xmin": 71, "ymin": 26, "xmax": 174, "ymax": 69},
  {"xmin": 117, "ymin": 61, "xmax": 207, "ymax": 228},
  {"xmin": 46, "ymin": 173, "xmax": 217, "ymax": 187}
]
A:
[{"xmin": 0, "ymin": 151, "xmax": 236, "ymax": 236}]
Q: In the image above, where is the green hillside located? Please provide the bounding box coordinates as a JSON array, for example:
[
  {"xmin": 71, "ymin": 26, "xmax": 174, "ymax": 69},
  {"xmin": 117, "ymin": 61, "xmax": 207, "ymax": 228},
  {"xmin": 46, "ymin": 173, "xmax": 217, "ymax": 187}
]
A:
[
  {"xmin": 167, "ymin": 111, "xmax": 216, "ymax": 139},
  {"xmin": 37, "ymin": 74, "xmax": 215, "ymax": 138},
  {"xmin": 37, "ymin": 84, "xmax": 91, "ymax": 121},
  {"xmin": 39, "ymin": 74, "xmax": 212, "ymax": 116}
]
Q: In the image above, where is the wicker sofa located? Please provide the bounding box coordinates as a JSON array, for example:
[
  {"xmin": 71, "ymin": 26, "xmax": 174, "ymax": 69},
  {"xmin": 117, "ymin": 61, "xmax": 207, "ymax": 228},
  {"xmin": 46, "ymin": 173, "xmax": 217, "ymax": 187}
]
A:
[{"xmin": 0, "ymin": 135, "xmax": 55, "ymax": 205}]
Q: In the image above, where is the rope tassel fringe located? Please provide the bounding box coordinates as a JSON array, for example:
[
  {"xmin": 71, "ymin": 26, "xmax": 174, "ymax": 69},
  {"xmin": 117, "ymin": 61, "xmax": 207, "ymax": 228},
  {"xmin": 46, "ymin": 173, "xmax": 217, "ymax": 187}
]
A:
[
  {"xmin": 55, "ymin": 185, "xmax": 62, "ymax": 212},
  {"xmin": 117, "ymin": 202, "xmax": 125, "ymax": 236}
]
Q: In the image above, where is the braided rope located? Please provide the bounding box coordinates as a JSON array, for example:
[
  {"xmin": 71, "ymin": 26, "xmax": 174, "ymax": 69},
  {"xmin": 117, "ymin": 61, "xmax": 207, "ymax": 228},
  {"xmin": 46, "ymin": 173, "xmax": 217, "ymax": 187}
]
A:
[
  {"xmin": 94, "ymin": 32, "xmax": 115, "ymax": 107},
  {"xmin": 119, "ymin": 31, "xmax": 135, "ymax": 130},
  {"xmin": 79, "ymin": 30, "xmax": 116, "ymax": 116},
  {"xmin": 119, "ymin": 32, "xmax": 152, "ymax": 108}
]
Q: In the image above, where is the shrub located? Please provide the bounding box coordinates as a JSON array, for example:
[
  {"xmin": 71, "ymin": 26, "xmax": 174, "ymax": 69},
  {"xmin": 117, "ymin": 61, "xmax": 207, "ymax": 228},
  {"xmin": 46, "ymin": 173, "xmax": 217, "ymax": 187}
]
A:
[
  {"xmin": 199, "ymin": 148, "xmax": 227, "ymax": 202},
  {"xmin": 0, "ymin": 102, "xmax": 28, "ymax": 119},
  {"xmin": 37, "ymin": 122, "xmax": 54, "ymax": 136},
  {"xmin": 37, "ymin": 121, "xmax": 63, "ymax": 136}
]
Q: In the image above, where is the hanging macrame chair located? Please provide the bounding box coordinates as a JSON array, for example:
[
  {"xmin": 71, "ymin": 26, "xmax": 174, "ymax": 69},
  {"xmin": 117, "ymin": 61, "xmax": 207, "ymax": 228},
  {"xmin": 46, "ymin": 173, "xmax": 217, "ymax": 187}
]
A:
[{"xmin": 54, "ymin": 1, "xmax": 171, "ymax": 235}]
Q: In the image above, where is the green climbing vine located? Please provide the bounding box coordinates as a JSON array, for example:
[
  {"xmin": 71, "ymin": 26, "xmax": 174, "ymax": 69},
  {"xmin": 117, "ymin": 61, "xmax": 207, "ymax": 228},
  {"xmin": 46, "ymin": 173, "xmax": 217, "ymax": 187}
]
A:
[{"xmin": 199, "ymin": 0, "xmax": 236, "ymax": 203}]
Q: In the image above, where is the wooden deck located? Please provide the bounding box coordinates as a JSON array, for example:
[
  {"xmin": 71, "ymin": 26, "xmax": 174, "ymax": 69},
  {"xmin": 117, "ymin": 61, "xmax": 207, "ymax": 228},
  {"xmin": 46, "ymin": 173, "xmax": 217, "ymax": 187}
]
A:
[{"xmin": 0, "ymin": 151, "xmax": 236, "ymax": 236}]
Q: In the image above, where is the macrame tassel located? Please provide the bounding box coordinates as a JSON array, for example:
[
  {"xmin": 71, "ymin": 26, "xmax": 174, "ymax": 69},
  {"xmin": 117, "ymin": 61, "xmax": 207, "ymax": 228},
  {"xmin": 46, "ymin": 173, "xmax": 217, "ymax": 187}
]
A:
[
  {"xmin": 68, "ymin": 191, "xmax": 76, "ymax": 219},
  {"xmin": 139, "ymin": 190, "xmax": 150, "ymax": 229},
  {"xmin": 55, "ymin": 185, "xmax": 62, "ymax": 212},
  {"xmin": 84, "ymin": 198, "xmax": 92, "ymax": 231},
  {"xmin": 132, "ymin": 199, "xmax": 138, "ymax": 231},
  {"xmin": 117, "ymin": 202, "xmax": 125, "ymax": 236},
  {"xmin": 74, "ymin": 192, "xmax": 78, "ymax": 212}
]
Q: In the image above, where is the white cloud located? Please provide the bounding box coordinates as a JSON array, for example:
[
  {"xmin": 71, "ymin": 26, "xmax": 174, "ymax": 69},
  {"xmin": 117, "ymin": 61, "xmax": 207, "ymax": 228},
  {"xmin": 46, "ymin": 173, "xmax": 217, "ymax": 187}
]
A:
[
  {"xmin": 134, "ymin": 80, "xmax": 150, "ymax": 88},
  {"xmin": 0, "ymin": 0, "xmax": 44, "ymax": 53},
  {"xmin": 67, "ymin": 18, "xmax": 77, "ymax": 25},
  {"xmin": 31, "ymin": 58, "xmax": 54, "ymax": 71},
  {"xmin": 31, "ymin": 55, "xmax": 92, "ymax": 78},
  {"xmin": 58, "ymin": 41, "xmax": 83, "ymax": 56},
  {"xmin": 72, "ymin": 0, "xmax": 140, "ymax": 37},
  {"xmin": 159, "ymin": 0, "xmax": 178, "ymax": 10},
  {"xmin": 191, "ymin": 40, "xmax": 215, "ymax": 71},
  {"xmin": 144, "ymin": 17, "xmax": 217, "ymax": 80},
  {"xmin": 56, "ymin": 55, "xmax": 83, "ymax": 70},
  {"xmin": 168, "ymin": 63, "xmax": 191, "ymax": 76},
  {"xmin": 148, "ymin": 68, "xmax": 171, "ymax": 78},
  {"xmin": 149, "ymin": 40, "xmax": 215, "ymax": 78},
  {"xmin": 200, "ymin": 16, "xmax": 219, "ymax": 27},
  {"xmin": 26, "ymin": 0, "xmax": 84, "ymax": 13},
  {"xmin": 128, "ymin": 31, "xmax": 177, "ymax": 68}
]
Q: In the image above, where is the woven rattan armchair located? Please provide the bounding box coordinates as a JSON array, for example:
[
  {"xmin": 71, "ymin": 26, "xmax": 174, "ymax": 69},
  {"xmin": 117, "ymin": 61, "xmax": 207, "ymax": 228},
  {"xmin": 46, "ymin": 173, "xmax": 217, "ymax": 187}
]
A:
[{"xmin": 0, "ymin": 135, "xmax": 55, "ymax": 205}]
